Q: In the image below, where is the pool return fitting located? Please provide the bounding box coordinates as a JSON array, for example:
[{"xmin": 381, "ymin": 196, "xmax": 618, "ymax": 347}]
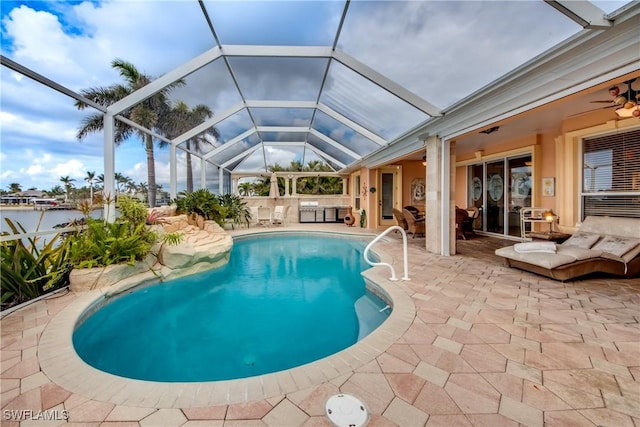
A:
[{"xmin": 363, "ymin": 225, "xmax": 410, "ymax": 281}]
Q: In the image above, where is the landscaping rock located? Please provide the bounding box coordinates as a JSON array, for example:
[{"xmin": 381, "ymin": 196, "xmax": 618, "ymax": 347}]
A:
[{"xmin": 69, "ymin": 214, "xmax": 233, "ymax": 293}]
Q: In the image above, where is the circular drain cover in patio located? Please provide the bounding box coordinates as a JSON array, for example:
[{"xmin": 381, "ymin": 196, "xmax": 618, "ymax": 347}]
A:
[{"xmin": 325, "ymin": 393, "xmax": 368, "ymax": 427}]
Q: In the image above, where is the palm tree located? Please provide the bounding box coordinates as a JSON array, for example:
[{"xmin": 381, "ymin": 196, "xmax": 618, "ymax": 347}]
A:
[
  {"xmin": 8, "ymin": 183, "xmax": 21, "ymax": 193},
  {"xmin": 114, "ymin": 172, "xmax": 128, "ymax": 198},
  {"xmin": 161, "ymin": 101, "xmax": 217, "ymax": 193},
  {"xmin": 49, "ymin": 185, "xmax": 65, "ymax": 197},
  {"xmin": 75, "ymin": 58, "xmax": 184, "ymax": 207},
  {"xmin": 238, "ymin": 182, "xmax": 253, "ymax": 196},
  {"xmin": 85, "ymin": 171, "xmax": 96, "ymax": 203},
  {"xmin": 60, "ymin": 176, "xmax": 75, "ymax": 202}
]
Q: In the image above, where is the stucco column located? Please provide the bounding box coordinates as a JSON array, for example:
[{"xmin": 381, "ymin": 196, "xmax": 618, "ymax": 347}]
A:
[
  {"xmin": 285, "ymin": 175, "xmax": 291, "ymax": 197},
  {"xmin": 292, "ymin": 177, "xmax": 297, "ymax": 195},
  {"xmin": 425, "ymin": 136, "xmax": 455, "ymax": 255},
  {"xmin": 342, "ymin": 178, "xmax": 348, "ymax": 195}
]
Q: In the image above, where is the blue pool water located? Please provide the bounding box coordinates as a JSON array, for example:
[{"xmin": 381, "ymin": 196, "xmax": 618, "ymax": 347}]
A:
[{"xmin": 73, "ymin": 234, "xmax": 390, "ymax": 382}]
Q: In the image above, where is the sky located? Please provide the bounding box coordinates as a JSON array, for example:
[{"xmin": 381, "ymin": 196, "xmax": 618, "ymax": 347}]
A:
[{"xmin": 0, "ymin": 0, "xmax": 630, "ymax": 193}]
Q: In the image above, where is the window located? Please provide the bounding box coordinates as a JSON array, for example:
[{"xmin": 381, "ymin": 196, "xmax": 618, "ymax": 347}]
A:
[{"xmin": 581, "ymin": 129, "xmax": 640, "ymax": 219}]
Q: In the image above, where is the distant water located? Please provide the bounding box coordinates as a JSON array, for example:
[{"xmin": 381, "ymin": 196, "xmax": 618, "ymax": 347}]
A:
[{"xmin": 0, "ymin": 209, "xmax": 103, "ymax": 233}]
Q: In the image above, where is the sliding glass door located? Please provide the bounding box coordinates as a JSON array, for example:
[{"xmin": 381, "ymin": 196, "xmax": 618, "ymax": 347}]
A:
[{"xmin": 468, "ymin": 154, "xmax": 532, "ymax": 237}]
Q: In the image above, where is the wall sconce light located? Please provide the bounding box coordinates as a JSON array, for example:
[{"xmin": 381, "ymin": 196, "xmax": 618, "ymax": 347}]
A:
[{"xmin": 422, "ymin": 155, "xmax": 426, "ymax": 166}]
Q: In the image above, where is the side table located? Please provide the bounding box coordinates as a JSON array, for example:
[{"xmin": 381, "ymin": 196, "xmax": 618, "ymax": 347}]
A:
[{"xmin": 529, "ymin": 231, "xmax": 571, "ymax": 243}]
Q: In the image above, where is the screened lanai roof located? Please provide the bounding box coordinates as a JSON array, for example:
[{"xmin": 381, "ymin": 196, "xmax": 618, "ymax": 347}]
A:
[
  {"xmin": 90, "ymin": 0, "xmax": 599, "ymax": 175},
  {"xmin": 4, "ymin": 0, "xmax": 628, "ymax": 190},
  {"xmin": 110, "ymin": 1, "xmax": 441, "ymax": 174}
]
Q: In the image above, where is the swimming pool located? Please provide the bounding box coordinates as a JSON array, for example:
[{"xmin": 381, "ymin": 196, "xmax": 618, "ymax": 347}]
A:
[{"xmin": 73, "ymin": 233, "xmax": 390, "ymax": 382}]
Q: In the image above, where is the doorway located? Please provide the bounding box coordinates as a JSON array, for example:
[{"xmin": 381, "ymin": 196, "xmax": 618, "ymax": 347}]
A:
[
  {"xmin": 468, "ymin": 154, "xmax": 532, "ymax": 237},
  {"xmin": 379, "ymin": 167, "xmax": 398, "ymax": 226}
]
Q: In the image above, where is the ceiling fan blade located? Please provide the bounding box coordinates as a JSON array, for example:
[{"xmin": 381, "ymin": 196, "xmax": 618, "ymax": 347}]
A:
[{"xmin": 568, "ymin": 105, "xmax": 617, "ymax": 117}]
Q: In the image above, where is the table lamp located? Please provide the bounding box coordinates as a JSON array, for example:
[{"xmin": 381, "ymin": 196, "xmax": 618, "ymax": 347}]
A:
[{"xmin": 544, "ymin": 210, "xmax": 555, "ymax": 233}]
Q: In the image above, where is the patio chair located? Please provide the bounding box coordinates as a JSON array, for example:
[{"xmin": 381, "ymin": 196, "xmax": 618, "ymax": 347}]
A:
[
  {"xmin": 455, "ymin": 207, "xmax": 469, "ymax": 240},
  {"xmin": 402, "ymin": 208, "xmax": 425, "ymax": 238},
  {"xmin": 272, "ymin": 205, "xmax": 289, "ymax": 226},
  {"xmin": 463, "ymin": 206, "xmax": 479, "ymax": 236},
  {"xmin": 250, "ymin": 207, "xmax": 260, "ymax": 226},
  {"xmin": 257, "ymin": 207, "xmax": 272, "ymax": 227},
  {"xmin": 393, "ymin": 208, "xmax": 408, "ymax": 231},
  {"xmin": 403, "ymin": 206, "xmax": 420, "ymax": 216}
]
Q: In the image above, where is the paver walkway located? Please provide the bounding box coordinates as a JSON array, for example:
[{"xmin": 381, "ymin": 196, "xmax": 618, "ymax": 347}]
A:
[{"xmin": 2, "ymin": 226, "xmax": 639, "ymax": 426}]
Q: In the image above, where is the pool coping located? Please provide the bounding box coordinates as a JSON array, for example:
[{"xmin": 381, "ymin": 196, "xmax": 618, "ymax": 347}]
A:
[{"xmin": 38, "ymin": 230, "xmax": 416, "ymax": 408}]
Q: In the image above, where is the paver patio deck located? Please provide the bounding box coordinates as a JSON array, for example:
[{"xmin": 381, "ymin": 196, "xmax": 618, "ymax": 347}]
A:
[{"xmin": 1, "ymin": 224, "xmax": 639, "ymax": 426}]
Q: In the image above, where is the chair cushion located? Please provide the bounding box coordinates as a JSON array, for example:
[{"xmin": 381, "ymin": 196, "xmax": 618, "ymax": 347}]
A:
[
  {"xmin": 514, "ymin": 242, "xmax": 557, "ymax": 254},
  {"xmin": 495, "ymin": 246, "xmax": 576, "ymax": 269},
  {"xmin": 556, "ymin": 246, "xmax": 603, "ymax": 261},
  {"xmin": 561, "ymin": 231, "xmax": 601, "ymax": 249},
  {"xmin": 592, "ymin": 235, "xmax": 640, "ymax": 257}
]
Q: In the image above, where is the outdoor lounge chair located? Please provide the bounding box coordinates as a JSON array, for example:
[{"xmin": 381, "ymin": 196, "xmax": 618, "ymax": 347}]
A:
[
  {"xmin": 257, "ymin": 207, "xmax": 272, "ymax": 226},
  {"xmin": 495, "ymin": 216, "xmax": 640, "ymax": 281},
  {"xmin": 272, "ymin": 205, "xmax": 289, "ymax": 225},
  {"xmin": 402, "ymin": 208, "xmax": 425, "ymax": 238}
]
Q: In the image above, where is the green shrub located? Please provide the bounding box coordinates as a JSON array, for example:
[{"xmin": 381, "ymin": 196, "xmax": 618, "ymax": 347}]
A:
[
  {"xmin": 1, "ymin": 219, "xmax": 72, "ymax": 309},
  {"xmin": 173, "ymin": 189, "xmax": 225, "ymax": 225},
  {"xmin": 218, "ymin": 193, "xmax": 251, "ymax": 229},
  {"xmin": 68, "ymin": 196, "xmax": 157, "ymax": 268}
]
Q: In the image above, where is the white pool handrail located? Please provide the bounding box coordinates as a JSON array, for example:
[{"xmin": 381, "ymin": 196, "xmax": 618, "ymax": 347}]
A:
[{"xmin": 364, "ymin": 225, "xmax": 410, "ymax": 281}]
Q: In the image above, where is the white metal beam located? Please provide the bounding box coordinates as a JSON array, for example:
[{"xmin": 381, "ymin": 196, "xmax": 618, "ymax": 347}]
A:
[
  {"xmin": 115, "ymin": 115, "xmax": 172, "ymax": 145},
  {"xmin": 245, "ymin": 100, "xmax": 317, "ymax": 109},
  {"xmin": 257, "ymin": 126, "xmax": 309, "ymax": 133},
  {"xmin": 306, "ymin": 145, "xmax": 346, "ymax": 169},
  {"xmin": 221, "ymin": 144, "xmax": 262, "ymax": 168},
  {"xmin": 2, "ymin": 55, "xmax": 107, "ymax": 113},
  {"xmin": 544, "ymin": 1, "xmax": 612, "ymax": 29},
  {"xmin": 221, "ymin": 45, "xmax": 333, "ymax": 58},
  {"xmin": 170, "ymin": 144, "xmax": 177, "ymax": 199},
  {"xmin": 263, "ymin": 141, "xmax": 306, "ymax": 146},
  {"xmin": 203, "ymin": 128, "xmax": 257, "ymax": 160},
  {"xmin": 107, "ymin": 46, "xmax": 223, "ymax": 115},
  {"xmin": 332, "ymin": 49, "xmax": 442, "ymax": 117},
  {"xmin": 103, "ymin": 114, "xmax": 116, "ymax": 222},
  {"xmin": 316, "ymin": 103, "xmax": 386, "ymax": 145},
  {"xmin": 172, "ymin": 102, "xmax": 245, "ymax": 147},
  {"xmin": 308, "ymin": 128, "xmax": 360, "ymax": 160}
]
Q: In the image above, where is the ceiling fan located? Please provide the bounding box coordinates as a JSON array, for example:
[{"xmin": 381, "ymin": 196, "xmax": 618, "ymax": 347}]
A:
[
  {"xmin": 590, "ymin": 79, "xmax": 640, "ymax": 117},
  {"xmin": 570, "ymin": 79, "xmax": 640, "ymax": 118}
]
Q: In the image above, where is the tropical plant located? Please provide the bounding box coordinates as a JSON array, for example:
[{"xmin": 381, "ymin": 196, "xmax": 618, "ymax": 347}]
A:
[
  {"xmin": 8, "ymin": 183, "xmax": 21, "ymax": 193},
  {"xmin": 68, "ymin": 196, "xmax": 158, "ymax": 268},
  {"xmin": 161, "ymin": 101, "xmax": 218, "ymax": 193},
  {"xmin": 238, "ymin": 182, "xmax": 253, "ymax": 196},
  {"xmin": 217, "ymin": 193, "xmax": 251, "ymax": 229},
  {"xmin": 1, "ymin": 218, "xmax": 72, "ymax": 309},
  {"xmin": 60, "ymin": 176, "xmax": 75, "ymax": 202},
  {"xmin": 85, "ymin": 171, "xmax": 96, "ymax": 203},
  {"xmin": 173, "ymin": 189, "xmax": 225, "ymax": 225},
  {"xmin": 76, "ymin": 58, "xmax": 184, "ymax": 207}
]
